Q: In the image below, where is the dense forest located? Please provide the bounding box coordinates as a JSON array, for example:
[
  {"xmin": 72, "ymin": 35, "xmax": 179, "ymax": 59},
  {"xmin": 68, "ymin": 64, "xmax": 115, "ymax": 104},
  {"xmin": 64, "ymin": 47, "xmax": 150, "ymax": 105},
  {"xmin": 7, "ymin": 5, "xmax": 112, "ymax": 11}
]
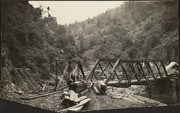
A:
[
  {"xmin": 1, "ymin": 1, "xmax": 179, "ymax": 81},
  {"xmin": 68, "ymin": 1, "xmax": 178, "ymax": 64},
  {"xmin": 1, "ymin": 1, "xmax": 77, "ymax": 79}
]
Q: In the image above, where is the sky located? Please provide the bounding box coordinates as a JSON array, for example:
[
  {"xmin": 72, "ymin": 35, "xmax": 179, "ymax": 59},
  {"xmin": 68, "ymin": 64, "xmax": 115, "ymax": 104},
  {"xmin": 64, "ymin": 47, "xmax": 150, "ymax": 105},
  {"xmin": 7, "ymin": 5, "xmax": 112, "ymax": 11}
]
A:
[{"xmin": 29, "ymin": 1, "xmax": 124, "ymax": 25}]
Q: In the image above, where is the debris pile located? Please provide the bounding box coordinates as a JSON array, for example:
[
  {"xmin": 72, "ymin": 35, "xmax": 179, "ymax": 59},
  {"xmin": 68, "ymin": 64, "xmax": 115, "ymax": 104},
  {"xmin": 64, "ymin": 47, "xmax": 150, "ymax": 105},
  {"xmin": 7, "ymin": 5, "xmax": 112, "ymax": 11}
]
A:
[
  {"xmin": 11, "ymin": 68, "xmax": 43, "ymax": 94},
  {"xmin": 60, "ymin": 81, "xmax": 92, "ymax": 112}
]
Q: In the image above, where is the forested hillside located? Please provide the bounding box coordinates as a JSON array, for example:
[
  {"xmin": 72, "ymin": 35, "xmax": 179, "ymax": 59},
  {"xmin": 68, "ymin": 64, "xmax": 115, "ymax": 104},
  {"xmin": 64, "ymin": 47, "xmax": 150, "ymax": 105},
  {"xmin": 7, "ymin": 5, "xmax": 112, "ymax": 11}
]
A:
[
  {"xmin": 1, "ymin": 1, "xmax": 76, "ymax": 79},
  {"xmin": 1, "ymin": 1, "xmax": 179, "ymax": 111},
  {"xmin": 1, "ymin": 1, "xmax": 178, "ymax": 80},
  {"xmin": 68, "ymin": 1, "xmax": 178, "ymax": 64}
]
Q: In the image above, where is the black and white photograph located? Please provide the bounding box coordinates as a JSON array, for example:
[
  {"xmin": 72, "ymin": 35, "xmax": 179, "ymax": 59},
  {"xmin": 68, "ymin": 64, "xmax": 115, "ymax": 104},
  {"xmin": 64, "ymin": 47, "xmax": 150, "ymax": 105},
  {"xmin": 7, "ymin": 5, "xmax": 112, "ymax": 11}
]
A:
[{"xmin": 1, "ymin": 0, "xmax": 179, "ymax": 113}]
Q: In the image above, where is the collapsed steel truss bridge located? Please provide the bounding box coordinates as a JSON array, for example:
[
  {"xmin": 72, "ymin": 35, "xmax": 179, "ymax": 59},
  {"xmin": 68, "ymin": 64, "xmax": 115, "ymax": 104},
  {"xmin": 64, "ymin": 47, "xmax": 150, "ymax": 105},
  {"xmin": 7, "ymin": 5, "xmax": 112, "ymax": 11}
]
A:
[{"xmin": 56, "ymin": 58, "xmax": 173, "ymax": 86}]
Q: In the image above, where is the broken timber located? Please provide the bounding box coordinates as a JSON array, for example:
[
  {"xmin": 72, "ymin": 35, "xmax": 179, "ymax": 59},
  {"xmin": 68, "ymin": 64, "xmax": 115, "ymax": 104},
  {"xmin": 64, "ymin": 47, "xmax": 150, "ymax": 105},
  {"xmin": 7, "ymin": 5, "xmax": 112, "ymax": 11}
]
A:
[
  {"xmin": 23, "ymin": 69, "xmax": 42, "ymax": 91},
  {"xmin": 12, "ymin": 68, "xmax": 43, "ymax": 93},
  {"xmin": 59, "ymin": 98, "xmax": 91, "ymax": 112},
  {"xmin": 20, "ymin": 86, "xmax": 68, "ymax": 100},
  {"xmin": 16, "ymin": 68, "xmax": 38, "ymax": 93},
  {"xmin": 12, "ymin": 68, "xmax": 30, "ymax": 93}
]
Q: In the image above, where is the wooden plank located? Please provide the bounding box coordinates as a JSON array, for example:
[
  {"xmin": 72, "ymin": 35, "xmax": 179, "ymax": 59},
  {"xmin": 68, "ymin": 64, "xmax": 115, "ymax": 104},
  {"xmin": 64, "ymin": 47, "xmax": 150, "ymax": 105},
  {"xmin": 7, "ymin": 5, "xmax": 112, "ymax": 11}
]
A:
[
  {"xmin": 74, "ymin": 96, "xmax": 87, "ymax": 103},
  {"xmin": 23, "ymin": 69, "xmax": 42, "ymax": 91},
  {"xmin": 11, "ymin": 69, "xmax": 22, "ymax": 86},
  {"xmin": 26, "ymin": 72, "xmax": 43, "ymax": 87},
  {"xmin": 19, "ymin": 69, "xmax": 38, "ymax": 92},
  {"xmin": 20, "ymin": 86, "xmax": 68, "ymax": 100},
  {"xmin": 68, "ymin": 106, "xmax": 83, "ymax": 112},
  {"xmin": 17, "ymin": 69, "xmax": 38, "ymax": 93},
  {"xmin": 12, "ymin": 68, "xmax": 30, "ymax": 93},
  {"xmin": 59, "ymin": 98, "xmax": 91, "ymax": 112}
]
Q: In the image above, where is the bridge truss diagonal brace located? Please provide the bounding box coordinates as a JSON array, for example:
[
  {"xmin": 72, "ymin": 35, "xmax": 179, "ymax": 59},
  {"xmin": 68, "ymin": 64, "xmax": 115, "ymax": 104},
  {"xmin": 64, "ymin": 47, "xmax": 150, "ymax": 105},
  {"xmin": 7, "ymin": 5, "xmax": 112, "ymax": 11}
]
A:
[
  {"xmin": 97, "ymin": 62, "xmax": 108, "ymax": 78},
  {"xmin": 154, "ymin": 62, "xmax": 163, "ymax": 78},
  {"xmin": 86, "ymin": 59, "xmax": 100, "ymax": 81},
  {"xmin": 161, "ymin": 62, "xmax": 169, "ymax": 79},
  {"xmin": 104, "ymin": 59, "xmax": 121, "ymax": 85},
  {"xmin": 145, "ymin": 62, "xmax": 157, "ymax": 80}
]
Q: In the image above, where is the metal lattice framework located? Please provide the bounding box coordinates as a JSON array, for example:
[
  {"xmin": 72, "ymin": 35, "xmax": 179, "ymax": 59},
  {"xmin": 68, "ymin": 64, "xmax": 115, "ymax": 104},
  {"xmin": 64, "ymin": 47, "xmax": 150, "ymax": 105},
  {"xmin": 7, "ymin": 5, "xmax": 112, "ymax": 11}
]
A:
[{"xmin": 86, "ymin": 58, "xmax": 170, "ymax": 86}]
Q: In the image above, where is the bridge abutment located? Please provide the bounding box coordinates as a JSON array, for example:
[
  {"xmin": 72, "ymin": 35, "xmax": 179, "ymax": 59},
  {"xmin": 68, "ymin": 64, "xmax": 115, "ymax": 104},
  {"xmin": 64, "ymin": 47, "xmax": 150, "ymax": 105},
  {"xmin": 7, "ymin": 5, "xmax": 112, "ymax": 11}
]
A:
[{"xmin": 145, "ymin": 78, "xmax": 179, "ymax": 105}]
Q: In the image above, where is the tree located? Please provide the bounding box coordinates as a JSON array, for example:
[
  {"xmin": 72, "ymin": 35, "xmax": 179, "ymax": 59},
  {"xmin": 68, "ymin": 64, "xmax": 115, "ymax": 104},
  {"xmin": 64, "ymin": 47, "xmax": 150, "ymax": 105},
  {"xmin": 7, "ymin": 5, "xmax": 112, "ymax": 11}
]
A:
[{"xmin": 96, "ymin": 16, "xmax": 102, "ymax": 26}]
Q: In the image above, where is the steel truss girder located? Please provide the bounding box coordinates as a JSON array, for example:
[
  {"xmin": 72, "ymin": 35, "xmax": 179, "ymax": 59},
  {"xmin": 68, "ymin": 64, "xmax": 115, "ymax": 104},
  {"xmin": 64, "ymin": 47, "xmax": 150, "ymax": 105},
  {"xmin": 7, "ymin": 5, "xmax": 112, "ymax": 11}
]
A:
[{"xmin": 87, "ymin": 58, "xmax": 169, "ymax": 85}]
